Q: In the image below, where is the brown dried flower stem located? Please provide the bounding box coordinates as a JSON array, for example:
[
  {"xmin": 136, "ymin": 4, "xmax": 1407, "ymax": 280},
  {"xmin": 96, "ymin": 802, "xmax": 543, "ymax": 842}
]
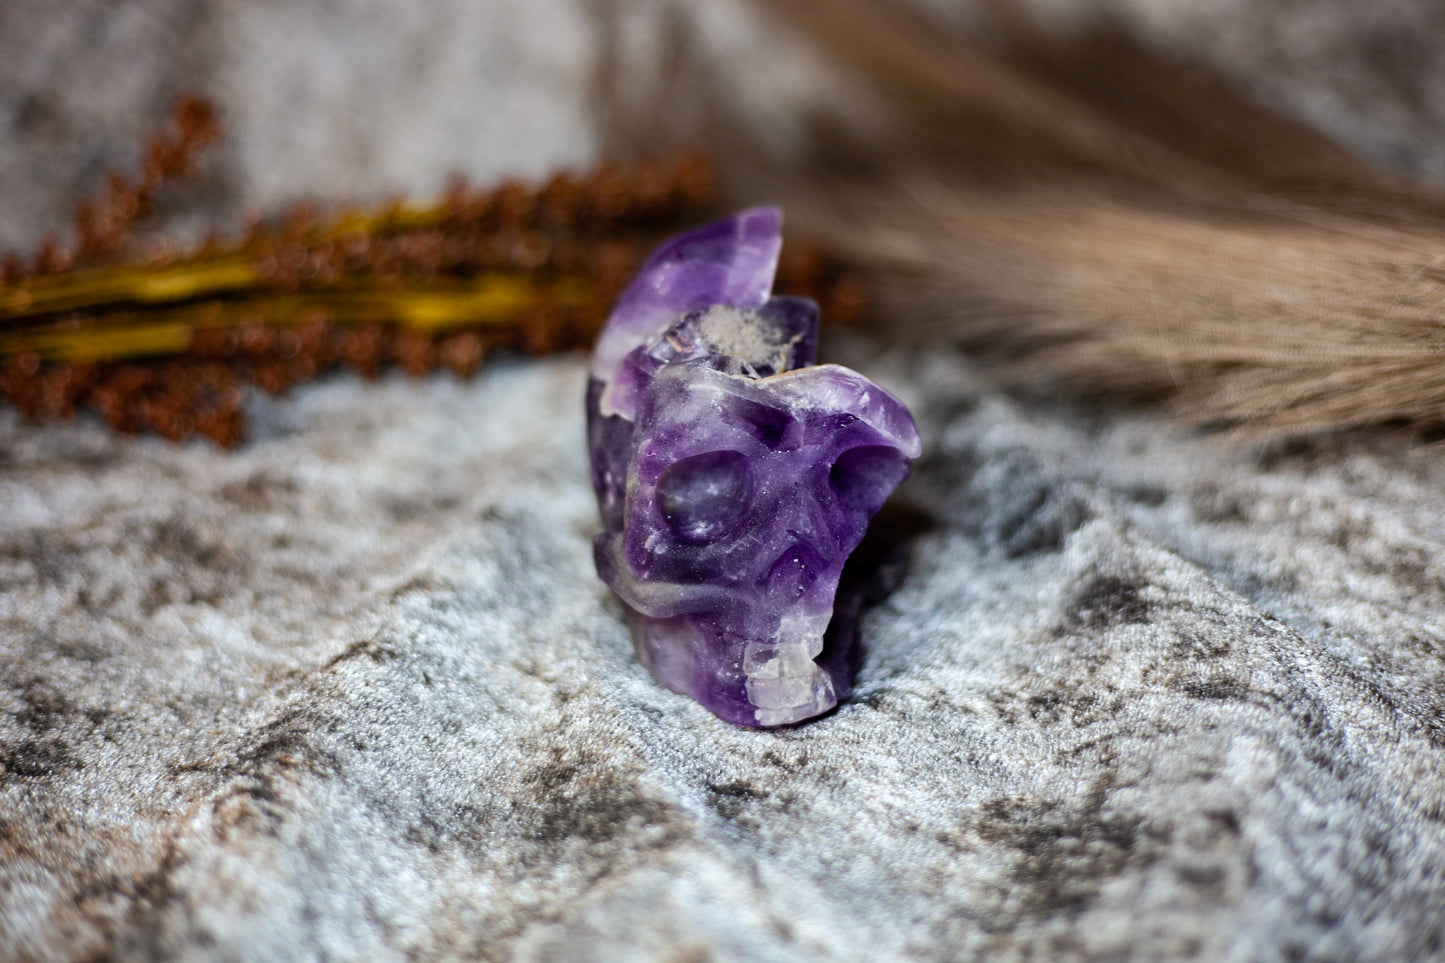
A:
[
  {"xmin": 0, "ymin": 97, "xmax": 866, "ymax": 447},
  {"xmin": 0, "ymin": 275, "xmax": 592, "ymax": 362},
  {"xmin": 0, "ymin": 257, "xmax": 261, "ymax": 319}
]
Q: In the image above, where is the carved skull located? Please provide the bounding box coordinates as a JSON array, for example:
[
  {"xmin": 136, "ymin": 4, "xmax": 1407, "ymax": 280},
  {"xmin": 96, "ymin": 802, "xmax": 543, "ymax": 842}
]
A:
[
  {"xmin": 594, "ymin": 350, "xmax": 921, "ymax": 726},
  {"xmin": 587, "ymin": 205, "xmax": 921, "ymax": 726}
]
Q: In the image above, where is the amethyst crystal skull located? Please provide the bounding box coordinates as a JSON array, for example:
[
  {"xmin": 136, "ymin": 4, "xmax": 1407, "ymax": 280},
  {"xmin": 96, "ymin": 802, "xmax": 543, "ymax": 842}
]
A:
[{"xmin": 587, "ymin": 207, "xmax": 921, "ymax": 726}]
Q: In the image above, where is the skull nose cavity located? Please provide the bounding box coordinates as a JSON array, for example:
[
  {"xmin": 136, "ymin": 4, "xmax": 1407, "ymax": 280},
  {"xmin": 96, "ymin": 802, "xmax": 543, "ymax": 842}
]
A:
[{"xmin": 766, "ymin": 544, "xmax": 826, "ymax": 601}]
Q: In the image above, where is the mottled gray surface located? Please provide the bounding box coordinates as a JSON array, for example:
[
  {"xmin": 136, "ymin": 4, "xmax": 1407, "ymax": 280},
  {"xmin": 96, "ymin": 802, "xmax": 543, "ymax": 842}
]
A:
[
  {"xmin": 1028, "ymin": 0, "xmax": 1445, "ymax": 182},
  {"xmin": 0, "ymin": 0, "xmax": 597, "ymax": 253},
  {"xmin": 7, "ymin": 0, "xmax": 1445, "ymax": 252},
  {"xmin": 3, "ymin": 349, "xmax": 1444, "ymax": 961},
  {"xmin": 4, "ymin": 2, "xmax": 1445, "ymax": 961}
]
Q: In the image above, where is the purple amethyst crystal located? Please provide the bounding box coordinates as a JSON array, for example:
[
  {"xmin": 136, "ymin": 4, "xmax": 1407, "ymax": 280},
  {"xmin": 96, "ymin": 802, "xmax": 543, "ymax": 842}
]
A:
[{"xmin": 587, "ymin": 207, "xmax": 921, "ymax": 727}]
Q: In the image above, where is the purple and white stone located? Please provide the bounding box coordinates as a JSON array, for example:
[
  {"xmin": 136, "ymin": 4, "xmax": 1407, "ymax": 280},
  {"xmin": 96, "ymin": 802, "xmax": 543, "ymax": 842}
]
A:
[{"xmin": 587, "ymin": 207, "xmax": 921, "ymax": 727}]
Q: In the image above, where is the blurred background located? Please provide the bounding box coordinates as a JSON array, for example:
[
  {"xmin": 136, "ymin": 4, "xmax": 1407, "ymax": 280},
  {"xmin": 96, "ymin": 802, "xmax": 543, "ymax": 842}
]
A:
[
  {"xmin": 6, "ymin": 0, "xmax": 1445, "ymax": 248},
  {"xmin": 8, "ymin": 0, "xmax": 1445, "ymax": 436}
]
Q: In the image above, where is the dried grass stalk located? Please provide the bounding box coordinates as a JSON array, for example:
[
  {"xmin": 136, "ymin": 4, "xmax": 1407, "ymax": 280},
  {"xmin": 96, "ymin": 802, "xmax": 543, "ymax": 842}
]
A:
[{"xmin": 598, "ymin": 0, "xmax": 1445, "ymax": 435}]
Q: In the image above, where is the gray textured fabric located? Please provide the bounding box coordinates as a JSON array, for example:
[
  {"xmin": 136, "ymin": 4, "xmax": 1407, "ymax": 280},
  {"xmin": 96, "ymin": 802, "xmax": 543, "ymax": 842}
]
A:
[
  {"xmin": 4, "ymin": 350, "xmax": 1444, "ymax": 961},
  {"xmin": 3, "ymin": 2, "xmax": 1445, "ymax": 960}
]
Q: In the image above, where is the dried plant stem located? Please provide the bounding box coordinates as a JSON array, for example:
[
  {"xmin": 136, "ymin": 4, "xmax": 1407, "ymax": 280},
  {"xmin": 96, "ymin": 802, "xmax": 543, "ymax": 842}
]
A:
[
  {"xmin": 602, "ymin": 0, "xmax": 1445, "ymax": 436},
  {"xmin": 0, "ymin": 274, "xmax": 592, "ymax": 362},
  {"xmin": 820, "ymin": 179, "xmax": 1445, "ymax": 428},
  {"xmin": 1, "ymin": 257, "xmax": 261, "ymax": 318},
  {"xmin": 0, "ymin": 98, "xmax": 866, "ymax": 446}
]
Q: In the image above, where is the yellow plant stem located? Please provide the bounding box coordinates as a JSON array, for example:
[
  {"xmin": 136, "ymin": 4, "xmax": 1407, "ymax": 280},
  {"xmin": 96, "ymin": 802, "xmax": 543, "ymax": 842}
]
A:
[
  {"xmin": 0, "ymin": 257, "xmax": 260, "ymax": 318},
  {"xmin": 0, "ymin": 274, "xmax": 592, "ymax": 363},
  {"xmin": 0, "ymin": 196, "xmax": 468, "ymax": 321}
]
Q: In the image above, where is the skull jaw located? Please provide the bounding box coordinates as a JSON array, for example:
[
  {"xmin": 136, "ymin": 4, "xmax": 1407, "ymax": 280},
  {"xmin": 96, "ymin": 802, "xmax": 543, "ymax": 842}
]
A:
[{"xmin": 624, "ymin": 603, "xmax": 861, "ymax": 728}]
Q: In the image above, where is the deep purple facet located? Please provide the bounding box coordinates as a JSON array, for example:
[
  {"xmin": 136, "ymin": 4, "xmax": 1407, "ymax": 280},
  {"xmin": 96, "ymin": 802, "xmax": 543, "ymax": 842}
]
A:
[{"xmin": 587, "ymin": 208, "xmax": 921, "ymax": 727}]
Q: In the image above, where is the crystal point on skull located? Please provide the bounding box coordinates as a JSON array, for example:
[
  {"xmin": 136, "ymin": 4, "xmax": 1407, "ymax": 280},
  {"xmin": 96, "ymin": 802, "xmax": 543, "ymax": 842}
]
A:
[{"xmin": 587, "ymin": 208, "xmax": 920, "ymax": 727}]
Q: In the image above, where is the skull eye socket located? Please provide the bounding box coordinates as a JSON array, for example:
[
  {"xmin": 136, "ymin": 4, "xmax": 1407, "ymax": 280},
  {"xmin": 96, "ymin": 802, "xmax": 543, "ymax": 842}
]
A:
[
  {"xmin": 829, "ymin": 445, "xmax": 909, "ymax": 514},
  {"xmin": 655, "ymin": 450, "xmax": 754, "ymax": 544},
  {"xmin": 723, "ymin": 398, "xmax": 793, "ymax": 448}
]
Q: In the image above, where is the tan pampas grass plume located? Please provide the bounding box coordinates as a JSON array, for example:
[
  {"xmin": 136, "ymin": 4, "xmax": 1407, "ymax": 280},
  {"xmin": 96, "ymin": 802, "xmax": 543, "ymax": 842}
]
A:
[{"xmin": 596, "ymin": 0, "xmax": 1445, "ymax": 435}]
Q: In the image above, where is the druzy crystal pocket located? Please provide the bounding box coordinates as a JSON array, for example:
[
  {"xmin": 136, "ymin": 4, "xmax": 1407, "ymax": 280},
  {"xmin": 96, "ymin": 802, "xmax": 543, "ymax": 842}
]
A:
[{"xmin": 587, "ymin": 207, "xmax": 921, "ymax": 726}]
